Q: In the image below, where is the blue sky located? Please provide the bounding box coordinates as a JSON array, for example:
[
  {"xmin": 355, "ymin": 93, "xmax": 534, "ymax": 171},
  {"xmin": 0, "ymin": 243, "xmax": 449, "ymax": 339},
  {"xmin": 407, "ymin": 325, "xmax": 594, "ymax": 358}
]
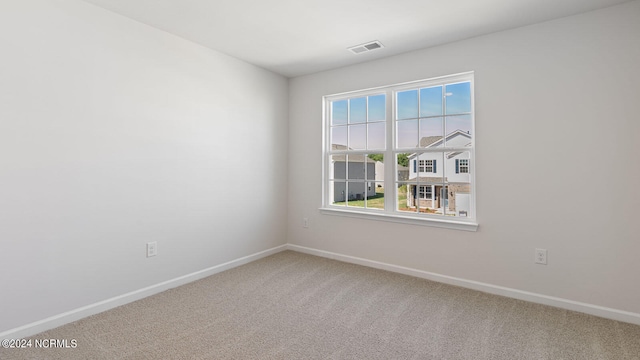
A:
[
  {"xmin": 331, "ymin": 95, "xmax": 386, "ymax": 150},
  {"xmin": 332, "ymin": 82, "xmax": 471, "ymax": 149}
]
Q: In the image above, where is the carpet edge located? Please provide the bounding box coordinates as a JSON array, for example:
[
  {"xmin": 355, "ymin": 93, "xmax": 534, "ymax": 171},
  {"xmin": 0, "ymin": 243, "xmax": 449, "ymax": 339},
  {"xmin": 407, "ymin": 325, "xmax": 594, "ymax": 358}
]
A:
[
  {"xmin": 0, "ymin": 244, "xmax": 289, "ymax": 339},
  {"xmin": 286, "ymin": 244, "xmax": 640, "ymax": 326}
]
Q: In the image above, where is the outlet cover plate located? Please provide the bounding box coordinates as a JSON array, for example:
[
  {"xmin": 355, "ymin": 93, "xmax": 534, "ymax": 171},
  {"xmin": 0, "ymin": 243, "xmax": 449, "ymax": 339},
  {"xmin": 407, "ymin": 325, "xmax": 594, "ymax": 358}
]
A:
[
  {"xmin": 535, "ymin": 248, "xmax": 547, "ymax": 265},
  {"xmin": 147, "ymin": 242, "xmax": 158, "ymax": 257}
]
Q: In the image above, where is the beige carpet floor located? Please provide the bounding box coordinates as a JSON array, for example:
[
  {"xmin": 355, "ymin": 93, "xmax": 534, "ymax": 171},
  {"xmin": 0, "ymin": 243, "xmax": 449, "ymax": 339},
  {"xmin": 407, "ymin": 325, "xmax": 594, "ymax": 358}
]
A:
[{"xmin": 2, "ymin": 250, "xmax": 640, "ymax": 359}]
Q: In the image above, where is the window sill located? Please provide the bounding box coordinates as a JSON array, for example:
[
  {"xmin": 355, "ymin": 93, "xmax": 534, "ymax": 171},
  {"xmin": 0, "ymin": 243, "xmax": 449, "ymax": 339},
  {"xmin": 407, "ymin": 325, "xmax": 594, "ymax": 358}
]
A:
[{"xmin": 319, "ymin": 207, "xmax": 478, "ymax": 232}]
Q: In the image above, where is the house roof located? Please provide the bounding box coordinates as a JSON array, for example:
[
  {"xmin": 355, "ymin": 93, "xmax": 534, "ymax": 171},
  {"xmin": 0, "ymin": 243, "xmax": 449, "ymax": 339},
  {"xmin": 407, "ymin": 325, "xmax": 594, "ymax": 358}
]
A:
[
  {"xmin": 408, "ymin": 130, "xmax": 471, "ymax": 158},
  {"xmin": 330, "ymin": 154, "xmax": 376, "ymax": 164},
  {"xmin": 331, "ymin": 144, "xmax": 377, "ymax": 163},
  {"xmin": 421, "ymin": 130, "xmax": 471, "ymax": 148},
  {"xmin": 409, "ymin": 177, "xmax": 447, "ymax": 184},
  {"xmin": 407, "ymin": 177, "xmax": 470, "ymax": 184},
  {"xmin": 419, "ymin": 136, "xmax": 442, "ymax": 147}
]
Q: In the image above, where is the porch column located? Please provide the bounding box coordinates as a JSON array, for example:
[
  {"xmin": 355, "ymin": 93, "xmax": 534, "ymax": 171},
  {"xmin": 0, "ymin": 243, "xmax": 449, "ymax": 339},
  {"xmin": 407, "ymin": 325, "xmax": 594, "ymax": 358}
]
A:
[{"xmin": 431, "ymin": 184, "xmax": 435, "ymax": 207}]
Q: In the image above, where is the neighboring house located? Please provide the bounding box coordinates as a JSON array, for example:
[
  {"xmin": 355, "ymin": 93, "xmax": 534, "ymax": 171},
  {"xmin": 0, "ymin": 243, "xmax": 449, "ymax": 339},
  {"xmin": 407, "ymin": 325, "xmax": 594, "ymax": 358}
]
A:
[
  {"xmin": 375, "ymin": 160, "xmax": 384, "ymax": 187},
  {"xmin": 406, "ymin": 130, "xmax": 471, "ymax": 216},
  {"xmin": 330, "ymin": 144, "xmax": 376, "ymax": 202}
]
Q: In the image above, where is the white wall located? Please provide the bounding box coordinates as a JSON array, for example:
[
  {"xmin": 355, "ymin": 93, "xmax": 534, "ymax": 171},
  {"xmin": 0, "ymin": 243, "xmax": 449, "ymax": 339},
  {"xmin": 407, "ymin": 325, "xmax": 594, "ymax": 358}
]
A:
[
  {"xmin": 288, "ymin": 1, "xmax": 640, "ymax": 315},
  {"xmin": 0, "ymin": 0, "xmax": 288, "ymax": 333}
]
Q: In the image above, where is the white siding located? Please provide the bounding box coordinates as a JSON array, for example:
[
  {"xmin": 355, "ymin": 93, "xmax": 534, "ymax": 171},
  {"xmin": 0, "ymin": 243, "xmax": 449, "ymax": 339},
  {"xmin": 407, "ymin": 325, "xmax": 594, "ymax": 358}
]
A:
[{"xmin": 408, "ymin": 132, "xmax": 472, "ymax": 183}]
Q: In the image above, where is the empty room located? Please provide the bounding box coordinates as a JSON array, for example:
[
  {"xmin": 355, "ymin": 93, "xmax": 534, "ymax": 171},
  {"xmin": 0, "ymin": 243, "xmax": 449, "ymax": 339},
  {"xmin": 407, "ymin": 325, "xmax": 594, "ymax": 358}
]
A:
[{"xmin": 1, "ymin": 0, "xmax": 639, "ymax": 359}]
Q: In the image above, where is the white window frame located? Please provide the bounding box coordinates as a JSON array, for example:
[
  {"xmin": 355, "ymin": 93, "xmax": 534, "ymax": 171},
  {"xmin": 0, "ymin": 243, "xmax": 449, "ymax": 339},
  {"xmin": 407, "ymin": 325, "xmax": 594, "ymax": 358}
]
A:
[{"xmin": 321, "ymin": 72, "xmax": 477, "ymax": 231}]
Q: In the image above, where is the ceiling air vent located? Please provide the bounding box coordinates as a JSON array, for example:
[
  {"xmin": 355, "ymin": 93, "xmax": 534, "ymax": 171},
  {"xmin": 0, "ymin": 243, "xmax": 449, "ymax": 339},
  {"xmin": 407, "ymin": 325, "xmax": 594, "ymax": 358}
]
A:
[{"xmin": 348, "ymin": 41, "xmax": 384, "ymax": 54}]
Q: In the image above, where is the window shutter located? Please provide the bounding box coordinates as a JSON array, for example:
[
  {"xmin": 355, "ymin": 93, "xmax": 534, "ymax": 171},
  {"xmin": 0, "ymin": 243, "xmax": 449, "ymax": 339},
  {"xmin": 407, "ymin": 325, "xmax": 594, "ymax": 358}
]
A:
[
  {"xmin": 433, "ymin": 160, "xmax": 437, "ymax": 173},
  {"xmin": 455, "ymin": 159, "xmax": 459, "ymax": 173},
  {"xmin": 413, "ymin": 160, "xmax": 417, "ymax": 172}
]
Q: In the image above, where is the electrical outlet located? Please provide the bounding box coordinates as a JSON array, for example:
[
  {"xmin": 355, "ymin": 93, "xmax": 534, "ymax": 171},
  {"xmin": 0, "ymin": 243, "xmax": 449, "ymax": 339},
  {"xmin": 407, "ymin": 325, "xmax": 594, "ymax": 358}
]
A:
[
  {"xmin": 147, "ymin": 242, "xmax": 157, "ymax": 258},
  {"xmin": 535, "ymin": 248, "xmax": 547, "ymax": 265},
  {"xmin": 303, "ymin": 217, "xmax": 309, "ymax": 228}
]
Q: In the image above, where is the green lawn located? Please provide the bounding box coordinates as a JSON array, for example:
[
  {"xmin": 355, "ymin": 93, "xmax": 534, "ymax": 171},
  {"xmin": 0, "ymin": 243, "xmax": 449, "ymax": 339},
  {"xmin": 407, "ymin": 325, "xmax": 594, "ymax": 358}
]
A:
[
  {"xmin": 397, "ymin": 189, "xmax": 409, "ymax": 211},
  {"xmin": 333, "ymin": 186, "xmax": 413, "ymax": 211},
  {"xmin": 333, "ymin": 186, "xmax": 443, "ymax": 214},
  {"xmin": 333, "ymin": 188, "xmax": 384, "ymax": 209}
]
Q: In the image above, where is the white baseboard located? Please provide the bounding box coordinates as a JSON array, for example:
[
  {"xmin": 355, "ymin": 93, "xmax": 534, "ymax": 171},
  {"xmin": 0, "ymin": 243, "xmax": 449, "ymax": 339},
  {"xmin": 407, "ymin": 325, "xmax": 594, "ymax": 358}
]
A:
[
  {"xmin": 286, "ymin": 244, "xmax": 640, "ymax": 326},
  {"xmin": 0, "ymin": 244, "xmax": 288, "ymax": 339},
  {"xmin": 4, "ymin": 242, "xmax": 638, "ymax": 339}
]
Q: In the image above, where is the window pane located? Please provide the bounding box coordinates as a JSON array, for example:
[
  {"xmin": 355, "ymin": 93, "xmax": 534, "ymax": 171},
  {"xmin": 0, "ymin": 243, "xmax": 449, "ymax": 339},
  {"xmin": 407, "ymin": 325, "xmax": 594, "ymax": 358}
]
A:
[
  {"xmin": 349, "ymin": 97, "xmax": 366, "ymax": 124},
  {"xmin": 367, "ymin": 122, "xmax": 385, "ymax": 150},
  {"xmin": 419, "ymin": 117, "xmax": 444, "ymax": 146},
  {"xmin": 420, "ymin": 86, "xmax": 443, "ymax": 117},
  {"xmin": 396, "ymin": 119, "xmax": 418, "ymax": 148},
  {"xmin": 444, "ymin": 183, "xmax": 472, "ymax": 217},
  {"xmin": 421, "ymin": 152, "xmax": 444, "ymax": 178},
  {"xmin": 365, "ymin": 154, "xmax": 384, "ymax": 209},
  {"xmin": 444, "ymin": 115, "xmax": 472, "ymax": 146},
  {"xmin": 367, "ymin": 184, "xmax": 384, "ymax": 210},
  {"xmin": 396, "ymin": 153, "xmax": 410, "ymax": 181},
  {"xmin": 332, "ymin": 100, "xmax": 348, "ymax": 125},
  {"xmin": 408, "ymin": 153, "xmax": 420, "ymax": 178},
  {"xmin": 346, "ymin": 181, "xmax": 366, "ymax": 208},
  {"xmin": 331, "ymin": 181, "xmax": 346, "ymax": 206},
  {"xmin": 426, "ymin": 184, "xmax": 445, "ymax": 215},
  {"xmin": 370, "ymin": 153, "xmax": 384, "ymax": 185},
  {"xmin": 348, "ymin": 124, "xmax": 366, "ymax": 150},
  {"xmin": 412, "ymin": 152, "xmax": 444, "ymax": 211},
  {"xmin": 397, "ymin": 90, "xmax": 418, "ymax": 120},
  {"xmin": 444, "ymin": 151, "xmax": 471, "ymax": 217},
  {"xmin": 409, "ymin": 152, "xmax": 444, "ymax": 176},
  {"xmin": 331, "ymin": 126, "xmax": 347, "ymax": 148},
  {"xmin": 444, "ymin": 151, "xmax": 471, "ymax": 180},
  {"xmin": 366, "ymin": 154, "xmax": 380, "ymax": 181},
  {"xmin": 445, "ymin": 82, "xmax": 471, "ymax": 115},
  {"xmin": 368, "ymin": 94, "xmax": 386, "ymax": 122},
  {"xmin": 330, "ymin": 155, "xmax": 346, "ymax": 180},
  {"xmin": 347, "ymin": 154, "xmax": 367, "ymax": 180},
  {"xmin": 397, "ymin": 183, "xmax": 416, "ymax": 213}
]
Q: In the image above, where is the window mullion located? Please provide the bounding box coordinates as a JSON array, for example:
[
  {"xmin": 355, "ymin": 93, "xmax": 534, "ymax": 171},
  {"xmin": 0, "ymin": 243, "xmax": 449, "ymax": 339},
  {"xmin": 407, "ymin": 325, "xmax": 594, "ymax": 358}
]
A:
[
  {"xmin": 364, "ymin": 96, "xmax": 368, "ymax": 209},
  {"xmin": 364, "ymin": 153, "xmax": 367, "ymax": 209},
  {"xmin": 385, "ymin": 89, "xmax": 394, "ymax": 214},
  {"xmin": 441, "ymin": 84, "xmax": 447, "ymax": 215}
]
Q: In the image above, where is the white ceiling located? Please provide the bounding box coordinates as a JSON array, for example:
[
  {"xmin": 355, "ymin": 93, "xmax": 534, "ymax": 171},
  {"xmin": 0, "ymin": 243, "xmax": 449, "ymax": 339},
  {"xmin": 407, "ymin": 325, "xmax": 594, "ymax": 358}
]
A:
[{"xmin": 81, "ymin": 0, "xmax": 630, "ymax": 78}]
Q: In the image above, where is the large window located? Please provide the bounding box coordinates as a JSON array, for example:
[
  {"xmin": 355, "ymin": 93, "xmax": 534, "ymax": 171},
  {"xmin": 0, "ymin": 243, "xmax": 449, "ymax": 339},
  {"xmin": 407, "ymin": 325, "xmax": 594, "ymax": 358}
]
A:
[{"xmin": 323, "ymin": 72, "xmax": 476, "ymax": 230}]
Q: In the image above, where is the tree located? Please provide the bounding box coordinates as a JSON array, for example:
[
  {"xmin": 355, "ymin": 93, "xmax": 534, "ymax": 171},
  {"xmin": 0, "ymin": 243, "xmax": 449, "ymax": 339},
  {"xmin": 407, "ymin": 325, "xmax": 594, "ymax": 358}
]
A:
[
  {"xmin": 368, "ymin": 154, "xmax": 384, "ymax": 162},
  {"xmin": 397, "ymin": 153, "xmax": 409, "ymax": 167},
  {"xmin": 368, "ymin": 153, "xmax": 409, "ymax": 166}
]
